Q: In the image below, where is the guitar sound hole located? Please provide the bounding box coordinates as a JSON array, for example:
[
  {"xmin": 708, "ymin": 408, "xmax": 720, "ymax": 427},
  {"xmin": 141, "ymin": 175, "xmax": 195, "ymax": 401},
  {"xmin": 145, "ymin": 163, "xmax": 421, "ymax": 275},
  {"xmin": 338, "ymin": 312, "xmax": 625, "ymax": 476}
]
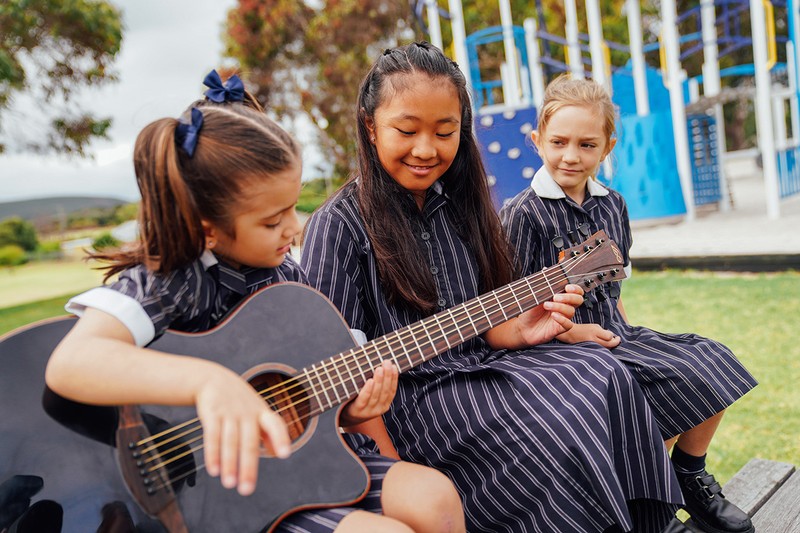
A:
[{"xmin": 249, "ymin": 372, "xmax": 313, "ymax": 445}]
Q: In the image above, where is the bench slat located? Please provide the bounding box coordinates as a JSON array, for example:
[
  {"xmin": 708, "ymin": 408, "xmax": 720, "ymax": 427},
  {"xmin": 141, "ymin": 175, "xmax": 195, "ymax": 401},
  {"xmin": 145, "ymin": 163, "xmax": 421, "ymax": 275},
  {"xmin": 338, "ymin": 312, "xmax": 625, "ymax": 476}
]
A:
[
  {"xmin": 723, "ymin": 458, "xmax": 796, "ymax": 516},
  {"xmin": 751, "ymin": 470, "xmax": 800, "ymax": 532}
]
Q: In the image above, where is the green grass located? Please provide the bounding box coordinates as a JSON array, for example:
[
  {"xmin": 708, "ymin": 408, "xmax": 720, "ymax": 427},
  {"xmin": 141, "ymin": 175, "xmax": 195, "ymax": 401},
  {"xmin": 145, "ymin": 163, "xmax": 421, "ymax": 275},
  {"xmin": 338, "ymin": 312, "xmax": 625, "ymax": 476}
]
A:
[
  {"xmin": 0, "ymin": 259, "xmax": 105, "ymax": 308},
  {"xmin": 0, "ymin": 266, "xmax": 797, "ymax": 483},
  {"xmin": 624, "ymin": 270, "xmax": 800, "ymax": 483},
  {"xmin": 0, "ymin": 295, "xmax": 72, "ymax": 336}
]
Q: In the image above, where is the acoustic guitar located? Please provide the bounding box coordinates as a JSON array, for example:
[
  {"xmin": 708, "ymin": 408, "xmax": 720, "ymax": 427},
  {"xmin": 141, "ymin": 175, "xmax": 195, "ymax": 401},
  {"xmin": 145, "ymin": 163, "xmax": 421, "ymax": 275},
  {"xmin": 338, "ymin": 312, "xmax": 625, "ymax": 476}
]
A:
[{"xmin": 0, "ymin": 230, "xmax": 625, "ymax": 532}]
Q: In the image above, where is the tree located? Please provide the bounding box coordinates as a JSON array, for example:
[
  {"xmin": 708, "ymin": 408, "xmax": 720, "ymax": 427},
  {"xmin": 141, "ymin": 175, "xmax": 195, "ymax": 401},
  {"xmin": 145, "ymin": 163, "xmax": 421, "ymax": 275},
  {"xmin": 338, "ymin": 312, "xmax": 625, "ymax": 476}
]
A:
[
  {"xmin": 0, "ymin": 0, "xmax": 123, "ymax": 156},
  {"xmin": 0, "ymin": 217, "xmax": 39, "ymax": 252},
  {"xmin": 223, "ymin": 1, "xmax": 642, "ymax": 180},
  {"xmin": 224, "ymin": 1, "xmax": 416, "ymax": 179}
]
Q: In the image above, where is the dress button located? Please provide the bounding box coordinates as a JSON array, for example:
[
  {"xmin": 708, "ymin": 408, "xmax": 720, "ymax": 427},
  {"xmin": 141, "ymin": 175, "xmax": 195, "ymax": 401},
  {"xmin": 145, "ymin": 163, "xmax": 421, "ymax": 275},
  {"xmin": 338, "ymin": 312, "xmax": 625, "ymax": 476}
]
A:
[
  {"xmin": 421, "ymin": 231, "xmax": 431, "ymax": 240},
  {"xmin": 430, "ymin": 266, "xmax": 439, "ymax": 274},
  {"xmin": 437, "ymin": 298, "xmax": 447, "ymax": 307}
]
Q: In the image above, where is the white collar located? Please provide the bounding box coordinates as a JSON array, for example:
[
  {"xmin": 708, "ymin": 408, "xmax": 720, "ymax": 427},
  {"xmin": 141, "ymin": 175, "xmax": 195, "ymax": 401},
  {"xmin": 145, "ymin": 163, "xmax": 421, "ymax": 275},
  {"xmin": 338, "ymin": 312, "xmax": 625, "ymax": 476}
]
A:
[
  {"xmin": 530, "ymin": 166, "xmax": 609, "ymax": 199},
  {"xmin": 200, "ymin": 249, "xmax": 218, "ymax": 270}
]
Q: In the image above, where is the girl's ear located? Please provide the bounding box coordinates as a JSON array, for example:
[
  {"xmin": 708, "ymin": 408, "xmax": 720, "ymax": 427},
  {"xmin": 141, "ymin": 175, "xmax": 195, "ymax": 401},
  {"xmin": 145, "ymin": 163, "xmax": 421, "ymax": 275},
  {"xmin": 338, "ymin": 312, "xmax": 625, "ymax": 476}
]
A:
[
  {"xmin": 365, "ymin": 116, "xmax": 376, "ymax": 143},
  {"xmin": 603, "ymin": 138, "xmax": 617, "ymax": 160},
  {"xmin": 530, "ymin": 130, "xmax": 541, "ymax": 150},
  {"xmin": 201, "ymin": 220, "xmax": 217, "ymax": 249}
]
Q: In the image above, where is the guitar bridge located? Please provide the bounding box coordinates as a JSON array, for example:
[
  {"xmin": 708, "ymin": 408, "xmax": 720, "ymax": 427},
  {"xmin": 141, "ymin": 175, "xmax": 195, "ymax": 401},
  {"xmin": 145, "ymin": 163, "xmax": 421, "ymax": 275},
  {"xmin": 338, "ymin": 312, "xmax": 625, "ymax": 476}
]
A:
[{"xmin": 115, "ymin": 405, "xmax": 180, "ymax": 516}]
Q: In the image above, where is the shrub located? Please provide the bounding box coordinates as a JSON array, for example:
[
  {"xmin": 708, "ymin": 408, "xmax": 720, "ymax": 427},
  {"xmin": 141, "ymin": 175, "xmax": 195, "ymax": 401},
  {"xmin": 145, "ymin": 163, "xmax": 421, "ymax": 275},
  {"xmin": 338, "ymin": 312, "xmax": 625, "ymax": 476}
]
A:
[
  {"xmin": 0, "ymin": 245, "xmax": 27, "ymax": 267},
  {"xmin": 92, "ymin": 232, "xmax": 120, "ymax": 250}
]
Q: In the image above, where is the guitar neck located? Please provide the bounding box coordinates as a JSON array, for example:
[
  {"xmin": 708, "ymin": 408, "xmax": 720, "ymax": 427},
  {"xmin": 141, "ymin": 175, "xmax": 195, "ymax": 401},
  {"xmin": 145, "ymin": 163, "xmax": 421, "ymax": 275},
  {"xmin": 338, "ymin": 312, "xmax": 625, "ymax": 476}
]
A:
[{"xmin": 300, "ymin": 263, "xmax": 570, "ymax": 413}]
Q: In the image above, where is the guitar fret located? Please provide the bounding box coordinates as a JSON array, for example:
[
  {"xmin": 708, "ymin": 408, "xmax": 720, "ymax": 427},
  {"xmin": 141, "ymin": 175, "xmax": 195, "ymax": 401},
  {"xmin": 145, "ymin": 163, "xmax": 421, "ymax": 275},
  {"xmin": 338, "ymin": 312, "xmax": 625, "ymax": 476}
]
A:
[
  {"xmin": 397, "ymin": 337, "xmax": 412, "ymax": 370},
  {"xmin": 476, "ymin": 297, "xmax": 490, "ymax": 327},
  {"xmin": 406, "ymin": 329, "xmax": 422, "ymax": 368},
  {"xmin": 522, "ymin": 276, "xmax": 539, "ymax": 305},
  {"xmin": 303, "ymin": 368, "xmax": 325, "ymax": 411},
  {"xmin": 384, "ymin": 338, "xmax": 401, "ymax": 370},
  {"xmin": 463, "ymin": 302, "xmax": 480, "ymax": 336},
  {"xmin": 345, "ymin": 357, "xmax": 359, "ymax": 394},
  {"xmin": 330, "ymin": 354, "xmax": 345, "ymax": 404},
  {"xmin": 365, "ymin": 345, "xmax": 376, "ymax": 374},
  {"xmin": 421, "ymin": 321, "xmax": 436, "ymax": 359},
  {"xmin": 493, "ymin": 291, "xmax": 509, "ymax": 321},
  {"xmin": 508, "ymin": 285, "xmax": 523, "ymax": 314},
  {"xmin": 542, "ymin": 267, "xmax": 555, "ymax": 297},
  {"xmin": 431, "ymin": 314, "xmax": 452, "ymax": 349},
  {"xmin": 447, "ymin": 308, "xmax": 465, "ymax": 342},
  {"xmin": 313, "ymin": 362, "xmax": 333, "ymax": 410}
]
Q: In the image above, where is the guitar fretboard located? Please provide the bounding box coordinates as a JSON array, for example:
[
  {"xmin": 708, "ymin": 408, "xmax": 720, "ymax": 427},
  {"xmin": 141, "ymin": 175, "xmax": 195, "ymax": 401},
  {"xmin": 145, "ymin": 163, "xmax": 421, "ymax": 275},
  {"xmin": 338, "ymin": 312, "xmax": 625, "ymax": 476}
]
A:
[{"xmin": 299, "ymin": 261, "xmax": 570, "ymax": 413}]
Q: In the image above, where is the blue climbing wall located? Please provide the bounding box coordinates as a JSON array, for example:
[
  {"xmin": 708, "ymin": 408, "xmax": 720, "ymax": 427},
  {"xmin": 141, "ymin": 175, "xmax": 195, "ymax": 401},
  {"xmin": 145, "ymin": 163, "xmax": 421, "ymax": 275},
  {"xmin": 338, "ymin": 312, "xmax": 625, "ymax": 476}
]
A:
[{"xmin": 474, "ymin": 106, "xmax": 541, "ymax": 209}]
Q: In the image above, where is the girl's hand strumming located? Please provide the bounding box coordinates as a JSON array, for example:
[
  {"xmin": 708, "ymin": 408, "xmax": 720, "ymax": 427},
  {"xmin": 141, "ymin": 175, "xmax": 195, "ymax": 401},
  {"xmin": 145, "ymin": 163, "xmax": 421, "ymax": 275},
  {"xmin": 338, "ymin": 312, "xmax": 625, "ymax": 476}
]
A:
[{"xmin": 195, "ymin": 367, "xmax": 291, "ymax": 496}]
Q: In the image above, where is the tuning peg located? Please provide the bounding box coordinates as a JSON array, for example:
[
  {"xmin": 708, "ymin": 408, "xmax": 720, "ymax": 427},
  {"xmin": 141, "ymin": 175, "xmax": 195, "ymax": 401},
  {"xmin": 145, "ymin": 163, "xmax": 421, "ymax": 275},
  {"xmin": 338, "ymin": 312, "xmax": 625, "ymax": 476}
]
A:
[
  {"xmin": 551, "ymin": 235, "xmax": 565, "ymax": 250},
  {"xmin": 597, "ymin": 272, "xmax": 606, "ymax": 280},
  {"xmin": 567, "ymin": 230, "xmax": 579, "ymax": 245},
  {"xmin": 609, "ymin": 285, "xmax": 621, "ymax": 298},
  {"xmin": 582, "ymin": 278, "xmax": 593, "ymax": 288},
  {"xmin": 583, "ymin": 296, "xmax": 594, "ymax": 309},
  {"xmin": 596, "ymin": 290, "xmax": 607, "ymax": 302},
  {"xmin": 578, "ymin": 222, "xmax": 591, "ymax": 238},
  {"xmin": 610, "ymin": 268, "xmax": 620, "ymax": 277}
]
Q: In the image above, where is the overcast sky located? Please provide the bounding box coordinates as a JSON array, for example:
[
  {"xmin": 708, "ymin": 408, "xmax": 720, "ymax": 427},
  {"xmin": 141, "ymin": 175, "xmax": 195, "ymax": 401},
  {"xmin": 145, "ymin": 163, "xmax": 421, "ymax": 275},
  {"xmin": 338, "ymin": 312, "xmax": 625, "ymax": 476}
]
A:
[{"xmin": 0, "ymin": 0, "xmax": 323, "ymax": 203}]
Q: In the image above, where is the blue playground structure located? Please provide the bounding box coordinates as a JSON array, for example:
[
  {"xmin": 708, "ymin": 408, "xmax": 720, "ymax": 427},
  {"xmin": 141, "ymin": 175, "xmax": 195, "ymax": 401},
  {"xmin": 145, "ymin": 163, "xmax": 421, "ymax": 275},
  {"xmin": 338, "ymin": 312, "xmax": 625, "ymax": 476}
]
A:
[{"xmin": 415, "ymin": 0, "xmax": 800, "ymax": 221}]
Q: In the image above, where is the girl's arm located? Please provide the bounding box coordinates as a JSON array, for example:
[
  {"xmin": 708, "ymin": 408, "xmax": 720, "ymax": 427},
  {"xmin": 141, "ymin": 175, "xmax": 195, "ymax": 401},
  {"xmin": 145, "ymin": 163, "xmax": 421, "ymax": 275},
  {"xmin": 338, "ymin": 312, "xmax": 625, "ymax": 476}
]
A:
[
  {"xmin": 338, "ymin": 360, "xmax": 401, "ymax": 459},
  {"xmin": 483, "ymin": 284, "xmax": 584, "ymax": 350},
  {"xmin": 46, "ymin": 307, "xmax": 291, "ymax": 496}
]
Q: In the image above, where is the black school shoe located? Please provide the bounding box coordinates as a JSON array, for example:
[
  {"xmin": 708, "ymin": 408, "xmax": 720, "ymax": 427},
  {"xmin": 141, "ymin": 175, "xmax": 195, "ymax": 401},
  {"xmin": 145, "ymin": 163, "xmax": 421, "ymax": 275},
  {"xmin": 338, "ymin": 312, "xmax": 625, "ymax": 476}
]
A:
[
  {"xmin": 678, "ymin": 469, "xmax": 754, "ymax": 533},
  {"xmin": 662, "ymin": 516, "xmax": 693, "ymax": 533}
]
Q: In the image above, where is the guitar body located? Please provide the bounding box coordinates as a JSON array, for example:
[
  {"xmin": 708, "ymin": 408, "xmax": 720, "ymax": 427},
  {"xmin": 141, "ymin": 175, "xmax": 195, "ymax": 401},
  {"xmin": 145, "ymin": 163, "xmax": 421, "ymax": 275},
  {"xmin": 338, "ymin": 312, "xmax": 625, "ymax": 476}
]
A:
[{"xmin": 0, "ymin": 283, "xmax": 370, "ymax": 532}]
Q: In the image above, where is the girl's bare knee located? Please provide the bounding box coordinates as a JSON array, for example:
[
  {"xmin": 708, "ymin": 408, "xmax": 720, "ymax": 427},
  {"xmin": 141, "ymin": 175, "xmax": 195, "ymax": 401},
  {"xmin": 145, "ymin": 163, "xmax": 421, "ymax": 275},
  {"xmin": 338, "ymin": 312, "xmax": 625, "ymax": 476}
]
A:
[
  {"xmin": 383, "ymin": 462, "xmax": 466, "ymax": 533},
  {"xmin": 334, "ymin": 510, "xmax": 414, "ymax": 533}
]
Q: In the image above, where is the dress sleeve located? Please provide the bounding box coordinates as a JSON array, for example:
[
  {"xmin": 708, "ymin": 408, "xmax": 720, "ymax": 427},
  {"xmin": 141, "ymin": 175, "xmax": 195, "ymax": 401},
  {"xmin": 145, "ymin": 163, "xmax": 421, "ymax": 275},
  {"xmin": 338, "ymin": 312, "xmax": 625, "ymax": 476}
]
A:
[
  {"xmin": 619, "ymin": 195, "xmax": 633, "ymax": 273},
  {"xmin": 67, "ymin": 263, "xmax": 200, "ymax": 346},
  {"xmin": 301, "ymin": 207, "xmax": 368, "ymax": 333},
  {"xmin": 500, "ymin": 201, "xmax": 542, "ymax": 277}
]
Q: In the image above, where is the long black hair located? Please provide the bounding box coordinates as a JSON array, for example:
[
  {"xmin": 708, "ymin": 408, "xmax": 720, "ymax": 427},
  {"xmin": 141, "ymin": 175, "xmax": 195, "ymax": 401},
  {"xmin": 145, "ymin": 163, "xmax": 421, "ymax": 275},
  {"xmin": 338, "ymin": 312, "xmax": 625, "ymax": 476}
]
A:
[{"xmin": 353, "ymin": 41, "xmax": 515, "ymax": 314}]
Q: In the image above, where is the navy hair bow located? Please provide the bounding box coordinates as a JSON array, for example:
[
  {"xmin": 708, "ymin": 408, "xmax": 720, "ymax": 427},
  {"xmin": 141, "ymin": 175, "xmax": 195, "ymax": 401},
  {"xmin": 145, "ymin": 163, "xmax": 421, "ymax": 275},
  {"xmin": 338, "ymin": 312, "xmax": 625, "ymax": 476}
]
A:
[
  {"xmin": 203, "ymin": 70, "xmax": 245, "ymax": 103},
  {"xmin": 175, "ymin": 107, "xmax": 204, "ymax": 157}
]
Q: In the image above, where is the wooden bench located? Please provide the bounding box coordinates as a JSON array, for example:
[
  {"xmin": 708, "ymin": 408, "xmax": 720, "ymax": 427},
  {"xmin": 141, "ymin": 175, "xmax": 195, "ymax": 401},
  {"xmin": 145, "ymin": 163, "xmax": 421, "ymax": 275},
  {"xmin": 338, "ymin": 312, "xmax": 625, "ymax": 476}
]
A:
[{"xmin": 702, "ymin": 458, "xmax": 800, "ymax": 532}]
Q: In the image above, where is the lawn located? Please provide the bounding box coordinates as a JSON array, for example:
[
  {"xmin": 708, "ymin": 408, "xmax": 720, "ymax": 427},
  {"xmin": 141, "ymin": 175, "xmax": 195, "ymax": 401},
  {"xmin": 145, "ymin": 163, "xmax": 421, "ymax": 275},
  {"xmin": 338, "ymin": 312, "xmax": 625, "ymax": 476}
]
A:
[
  {"xmin": 623, "ymin": 270, "xmax": 800, "ymax": 483},
  {"xmin": 0, "ymin": 258, "xmax": 105, "ymax": 308},
  {"xmin": 0, "ymin": 265, "xmax": 797, "ymax": 484}
]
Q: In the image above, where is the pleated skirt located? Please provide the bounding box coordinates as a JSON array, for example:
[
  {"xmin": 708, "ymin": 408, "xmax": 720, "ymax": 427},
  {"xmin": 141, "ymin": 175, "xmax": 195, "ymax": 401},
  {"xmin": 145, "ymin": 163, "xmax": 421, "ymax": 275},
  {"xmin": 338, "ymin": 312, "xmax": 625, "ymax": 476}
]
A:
[
  {"xmin": 274, "ymin": 435, "xmax": 394, "ymax": 533},
  {"xmin": 603, "ymin": 323, "xmax": 758, "ymax": 439},
  {"xmin": 384, "ymin": 342, "xmax": 684, "ymax": 533}
]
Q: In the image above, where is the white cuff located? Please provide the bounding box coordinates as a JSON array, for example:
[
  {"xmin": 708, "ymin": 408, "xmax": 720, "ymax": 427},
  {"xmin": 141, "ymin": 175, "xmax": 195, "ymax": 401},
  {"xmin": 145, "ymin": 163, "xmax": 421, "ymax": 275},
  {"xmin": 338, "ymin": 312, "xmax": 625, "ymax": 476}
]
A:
[
  {"xmin": 623, "ymin": 262, "xmax": 632, "ymax": 279},
  {"xmin": 66, "ymin": 287, "xmax": 156, "ymax": 347},
  {"xmin": 350, "ymin": 328, "xmax": 368, "ymax": 346}
]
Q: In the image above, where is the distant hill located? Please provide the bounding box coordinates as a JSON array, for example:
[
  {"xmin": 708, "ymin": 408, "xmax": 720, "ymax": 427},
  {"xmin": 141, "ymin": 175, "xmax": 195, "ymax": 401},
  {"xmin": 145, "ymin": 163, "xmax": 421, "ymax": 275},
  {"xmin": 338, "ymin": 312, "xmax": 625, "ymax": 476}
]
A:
[{"xmin": 0, "ymin": 197, "xmax": 128, "ymax": 223}]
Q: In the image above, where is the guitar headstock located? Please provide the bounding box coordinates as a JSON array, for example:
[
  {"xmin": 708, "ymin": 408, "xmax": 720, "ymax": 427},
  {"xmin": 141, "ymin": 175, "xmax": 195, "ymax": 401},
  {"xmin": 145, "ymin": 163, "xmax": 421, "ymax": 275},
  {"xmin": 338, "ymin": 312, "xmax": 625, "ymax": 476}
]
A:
[{"xmin": 557, "ymin": 230, "xmax": 626, "ymax": 292}]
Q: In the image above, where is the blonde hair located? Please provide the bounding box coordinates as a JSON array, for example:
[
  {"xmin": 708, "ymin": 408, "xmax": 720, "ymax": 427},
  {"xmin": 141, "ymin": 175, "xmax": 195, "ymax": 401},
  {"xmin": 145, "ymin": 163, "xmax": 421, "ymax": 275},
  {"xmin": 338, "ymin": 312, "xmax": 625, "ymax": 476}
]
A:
[{"xmin": 537, "ymin": 74, "xmax": 617, "ymax": 145}]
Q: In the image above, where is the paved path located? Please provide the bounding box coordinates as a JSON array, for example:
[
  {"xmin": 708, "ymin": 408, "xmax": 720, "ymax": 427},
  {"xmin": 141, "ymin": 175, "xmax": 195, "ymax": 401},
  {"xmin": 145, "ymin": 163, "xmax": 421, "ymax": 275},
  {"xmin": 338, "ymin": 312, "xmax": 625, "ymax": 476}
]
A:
[{"xmin": 629, "ymin": 157, "xmax": 800, "ymax": 271}]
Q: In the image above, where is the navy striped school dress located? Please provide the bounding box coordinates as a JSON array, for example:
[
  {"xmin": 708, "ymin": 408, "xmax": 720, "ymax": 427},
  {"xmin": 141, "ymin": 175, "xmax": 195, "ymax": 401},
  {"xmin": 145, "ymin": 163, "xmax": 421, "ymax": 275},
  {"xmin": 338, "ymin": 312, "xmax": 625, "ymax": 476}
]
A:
[
  {"xmin": 499, "ymin": 168, "xmax": 758, "ymax": 438},
  {"xmin": 66, "ymin": 252, "xmax": 392, "ymax": 533},
  {"xmin": 302, "ymin": 182, "xmax": 684, "ymax": 533}
]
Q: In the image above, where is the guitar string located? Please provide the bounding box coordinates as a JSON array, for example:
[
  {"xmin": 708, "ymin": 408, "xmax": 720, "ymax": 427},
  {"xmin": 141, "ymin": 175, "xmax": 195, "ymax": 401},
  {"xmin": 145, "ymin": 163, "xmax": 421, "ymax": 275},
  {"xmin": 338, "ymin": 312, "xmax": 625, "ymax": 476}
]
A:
[
  {"xmin": 137, "ymin": 245, "xmax": 605, "ymax": 458},
  {"xmin": 148, "ymin": 268, "xmax": 619, "ymax": 492},
  {"xmin": 136, "ymin": 244, "xmax": 607, "ymax": 466},
  {"xmin": 136, "ymin": 245, "xmax": 613, "ymax": 488},
  {"xmin": 144, "ymin": 250, "xmax": 613, "ymax": 491}
]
